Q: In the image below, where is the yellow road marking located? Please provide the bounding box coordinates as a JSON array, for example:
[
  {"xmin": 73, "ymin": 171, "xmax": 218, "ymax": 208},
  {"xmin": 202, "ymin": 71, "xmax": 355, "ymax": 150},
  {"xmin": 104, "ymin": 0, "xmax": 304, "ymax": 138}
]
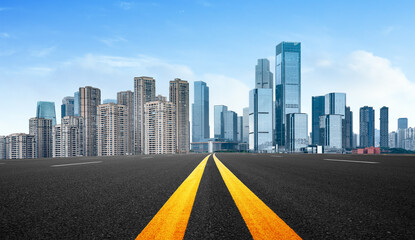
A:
[
  {"xmin": 213, "ymin": 154, "xmax": 302, "ymax": 240},
  {"xmin": 136, "ymin": 154, "xmax": 210, "ymax": 240}
]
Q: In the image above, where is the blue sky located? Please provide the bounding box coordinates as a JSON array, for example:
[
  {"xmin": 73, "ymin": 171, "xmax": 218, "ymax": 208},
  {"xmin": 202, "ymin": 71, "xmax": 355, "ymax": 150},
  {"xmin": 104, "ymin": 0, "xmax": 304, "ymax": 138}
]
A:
[{"xmin": 1, "ymin": 0, "xmax": 415, "ymax": 136}]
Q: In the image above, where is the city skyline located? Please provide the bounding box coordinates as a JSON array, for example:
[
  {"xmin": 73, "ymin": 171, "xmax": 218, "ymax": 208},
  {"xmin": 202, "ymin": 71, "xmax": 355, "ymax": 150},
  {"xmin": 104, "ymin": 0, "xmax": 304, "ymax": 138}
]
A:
[{"xmin": 1, "ymin": 1, "xmax": 415, "ymax": 136}]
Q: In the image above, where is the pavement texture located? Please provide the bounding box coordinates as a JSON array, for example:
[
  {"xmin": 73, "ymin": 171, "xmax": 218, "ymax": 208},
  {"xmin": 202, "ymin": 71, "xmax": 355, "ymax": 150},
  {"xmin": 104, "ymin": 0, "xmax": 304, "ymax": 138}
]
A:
[{"xmin": 1, "ymin": 153, "xmax": 414, "ymax": 239}]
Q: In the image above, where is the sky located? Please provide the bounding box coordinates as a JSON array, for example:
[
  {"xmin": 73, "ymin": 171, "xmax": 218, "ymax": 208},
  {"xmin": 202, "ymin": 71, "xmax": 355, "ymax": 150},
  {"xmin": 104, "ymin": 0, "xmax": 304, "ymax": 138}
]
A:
[{"xmin": 1, "ymin": 0, "xmax": 415, "ymax": 137}]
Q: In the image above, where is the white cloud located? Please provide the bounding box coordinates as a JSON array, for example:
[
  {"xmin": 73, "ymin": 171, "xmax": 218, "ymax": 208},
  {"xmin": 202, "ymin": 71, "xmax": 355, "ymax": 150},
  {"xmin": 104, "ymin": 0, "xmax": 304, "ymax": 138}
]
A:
[
  {"xmin": 118, "ymin": 1, "xmax": 134, "ymax": 10},
  {"xmin": 99, "ymin": 36, "xmax": 127, "ymax": 47}
]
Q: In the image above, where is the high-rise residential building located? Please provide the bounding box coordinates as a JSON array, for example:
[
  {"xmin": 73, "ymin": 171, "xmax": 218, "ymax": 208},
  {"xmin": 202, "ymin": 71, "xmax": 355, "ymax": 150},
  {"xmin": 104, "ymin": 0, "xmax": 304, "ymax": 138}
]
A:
[
  {"xmin": 117, "ymin": 90, "xmax": 134, "ymax": 155},
  {"xmin": 255, "ymin": 58, "xmax": 273, "ymax": 89},
  {"xmin": 320, "ymin": 114, "xmax": 343, "ymax": 151},
  {"xmin": 237, "ymin": 116, "xmax": 243, "ymax": 142},
  {"xmin": 311, "ymin": 96, "xmax": 325, "ymax": 145},
  {"xmin": 286, "ymin": 113, "xmax": 308, "ymax": 152},
  {"xmin": 360, "ymin": 106, "xmax": 375, "ymax": 147},
  {"xmin": 74, "ymin": 91, "xmax": 80, "ymax": 117},
  {"xmin": 169, "ymin": 78, "xmax": 189, "ymax": 154},
  {"xmin": 134, "ymin": 76, "xmax": 156, "ymax": 154},
  {"xmin": 53, "ymin": 116, "xmax": 85, "ymax": 157},
  {"xmin": 242, "ymin": 107, "xmax": 249, "ymax": 143},
  {"xmin": 344, "ymin": 106, "xmax": 353, "ymax": 149},
  {"xmin": 103, "ymin": 99, "xmax": 117, "ymax": 104},
  {"xmin": 97, "ymin": 103, "xmax": 127, "ymax": 156},
  {"xmin": 79, "ymin": 86, "xmax": 101, "ymax": 156},
  {"xmin": 275, "ymin": 42, "xmax": 301, "ymax": 147},
  {"xmin": 0, "ymin": 136, "xmax": 6, "ymax": 159},
  {"xmin": 144, "ymin": 96, "xmax": 176, "ymax": 154},
  {"xmin": 398, "ymin": 118, "xmax": 408, "ymax": 130},
  {"xmin": 380, "ymin": 106, "xmax": 389, "ymax": 148},
  {"xmin": 224, "ymin": 110, "xmax": 237, "ymax": 142},
  {"xmin": 37, "ymin": 101, "xmax": 56, "ymax": 126},
  {"xmin": 61, "ymin": 96, "xmax": 75, "ymax": 119},
  {"xmin": 389, "ymin": 131, "xmax": 397, "ymax": 148},
  {"xmin": 214, "ymin": 105, "xmax": 228, "ymax": 139},
  {"xmin": 5, "ymin": 133, "xmax": 35, "ymax": 159},
  {"xmin": 192, "ymin": 81, "xmax": 210, "ymax": 143},
  {"xmin": 29, "ymin": 117, "xmax": 52, "ymax": 158},
  {"xmin": 249, "ymin": 88, "xmax": 273, "ymax": 152}
]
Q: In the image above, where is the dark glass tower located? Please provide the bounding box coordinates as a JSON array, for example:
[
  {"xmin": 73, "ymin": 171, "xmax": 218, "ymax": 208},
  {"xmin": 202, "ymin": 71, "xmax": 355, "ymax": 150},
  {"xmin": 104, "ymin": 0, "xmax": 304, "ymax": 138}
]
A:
[
  {"xmin": 36, "ymin": 101, "xmax": 56, "ymax": 126},
  {"xmin": 312, "ymin": 96, "xmax": 325, "ymax": 145},
  {"xmin": 192, "ymin": 81, "xmax": 210, "ymax": 142},
  {"xmin": 380, "ymin": 107, "xmax": 389, "ymax": 148},
  {"xmin": 360, "ymin": 106, "xmax": 375, "ymax": 147}
]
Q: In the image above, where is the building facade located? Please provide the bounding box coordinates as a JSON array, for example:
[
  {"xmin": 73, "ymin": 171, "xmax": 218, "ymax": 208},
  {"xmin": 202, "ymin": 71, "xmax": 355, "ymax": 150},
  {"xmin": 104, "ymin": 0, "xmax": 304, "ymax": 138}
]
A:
[
  {"xmin": 79, "ymin": 86, "xmax": 101, "ymax": 156},
  {"xmin": 144, "ymin": 96, "xmax": 176, "ymax": 154},
  {"xmin": 169, "ymin": 78, "xmax": 189, "ymax": 154},
  {"xmin": 380, "ymin": 106, "xmax": 389, "ymax": 148},
  {"xmin": 224, "ymin": 110, "xmax": 237, "ymax": 142},
  {"xmin": 117, "ymin": 90, "xmax": 135, "ymax": 155},
  {"xmin": 360, "ymin": 106, "xmax": 375, "ymax": 147},
  {"xmin": 311, "ymin": 96, "xmax": 325, "ymax": 145},
  {"xmin": 74, "ymin": 91, "xmax": 79, "ymax": 117},
  {"xmin": 398, "ymin": 118, "xmax": 408, "ymax": 130},
  {"xmin": 275, "ymin": 42, "xmax": 301, "ymax": 148},
  {"xmin": 320, "ymin": 114, "xmax": 343, "ymax": 151},
  {"xmin": 192, "ymin": 81, "xmax": 210, "ymax": 143},
  {"xmin": 53, "ymin": 116, "xmax": 85, "ymax": 157},
  {"xmin": 242, "ymin": 107, "xmax": 249, "ymax": 143},
  {"xmin": 214, "ymin": 105, "xmax": 228, "ymax": 139},
  {"xmin": 61, "ymin": 96, "xmax": 75, "ymax": 118},
  {"xmin": 344, "ymin": 106, "xmax": 353, "ymax": 150},
  {"xmin": 0, "ymin": 136, "xmax": 5, "ymax": 159},
  {"xmin": 237, "ymin": 116, "xmax": 243, "ymax": 142},
  {"xmin": 255, "ymin": 58, "xmax": 273, "ymax": 89},
  {"xmin": 29, "ymin": 117, "xmax": 52, "ymax": 158},
  {"xmin": 37, "ymin": 101, "xmax": 56, "ymax": 126},
  {"xmin": 285, "ymin": 113, "xmax": 308, "ymax": 152},
  {"xmin": 249, "ymin": 88, "xmax": 273, "ymax": 152},
  {"xmin": 134, "ymin": 76, "xmax": 156, "ymax": 154},
  {"xmin": 5, "ymin": 133, "xmax": 36, "ymax": 159}
]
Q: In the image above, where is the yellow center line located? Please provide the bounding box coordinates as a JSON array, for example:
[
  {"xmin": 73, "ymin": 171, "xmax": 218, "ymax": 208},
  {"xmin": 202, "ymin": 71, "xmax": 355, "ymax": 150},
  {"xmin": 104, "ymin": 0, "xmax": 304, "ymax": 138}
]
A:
[
  {"xmin": 136, "ymin": 154, "xmax": 210, "ymax": 240},
  {"xmin": 213, "ymin": 154, "xmax": 302, "ymax": 240}
]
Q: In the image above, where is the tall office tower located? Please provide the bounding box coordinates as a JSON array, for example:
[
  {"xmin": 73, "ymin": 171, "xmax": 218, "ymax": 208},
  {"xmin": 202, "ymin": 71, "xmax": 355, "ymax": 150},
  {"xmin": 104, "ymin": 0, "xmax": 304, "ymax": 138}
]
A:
[
  {"xmin": 286, "ymin": 113, "xmax": 308, "ymax": 152},
  {"xmin": 242, "ymin": 107, "xmax": 249, "ymax": 143},
  {"xmin": 192, "ymin": 81, "xmax": 210, "ymax": 143},
  {"xmin": 224, "ymin": 110, "xmax": 237, "ymax": 142},
  {"xmin": 398, "ymin": 118, "xmax": 408, "ymax": 130},
  {"xmin": 325, "ymin": 93, "xmax": 346, "ymax": 116},
  {"xmin": 61, "ymin": 96, "xmax": 75, "ymax": 119},
  {"xmin": 0, "ymin": 136, "xmax": 5, "ymax": 159},
  {"xmin": 117, "ymin": 90, "xmax": 134, "ymax": 155},
  {"xmin": 237, "ymin": 116, "xmax": 243, "ymax": 142},
  {"xmin": 344, "ymin": 106, "xmax": 353, "ymax": 149},
  {"xmin": 169, "ymin": 78, "xmax": 190, "ymax": 154},
  {"xmin": 103, "ymin": 99, "xmax": 117, "ymax": 104},
  {"xmin": 79, "ymin": 86, "xmax": 101, "ymax": 156},
  {"xmin": 29, "ymin": 117, "xmax": 52, "ymax": 158},
  {"xmin": 389, "ymin": 131, "xmax": 397, "ymax": 148},
  {"xmin": 74, "ymin": 91, "xmax": 80, "ymax": 117},
  {"xmin": 214, "ymin": 105, "xmax": 228, "ymax": 139},
  {"xmin": 255, "ymin": 58, "xmax": 273, "ymax": 89},
  {"xmin": 311, "ymin": 96, "xmax": 325, "ymax": 145},
  {"xmin": 249, "ymin": 88, "xmax": 273, "ymax": 152},
  {"xmin": 97, "ymin": 103, "xmax": 127, "ymax": 156},
  {"xmin": 320, "ymin": 114, "xmax": 343, "ymax": 150},
  {"xmin": 360, "ymin": 106, "xmax": 375, "ymax": 147},
  {"xmin": 37, "ymin": 101, "xmax": 56, "ymax": 126},
  {"xmin": 134, "ymin": 76, "xmax": 156, "ymax": 154},
  {"xmin": 5, "ymin": 133, "xmax": 35, "ymax": 159},
  {"xmin": 144, "ymin": 96, "xmax": 176, "ymax": 154},
  {"xmin": 380, "ymin": 107, "xmax": 389, "ymax": 148},
  {"xmin": 275, "ymin": 42, "xmax": 301, "ymax": 148},
  {"xmin": 53, "ymin": 116, "xmax": 85, "ymax": 157},
  {"xmin": 353, "ymin": 133, "xmax": 358, "ymax": 149}
]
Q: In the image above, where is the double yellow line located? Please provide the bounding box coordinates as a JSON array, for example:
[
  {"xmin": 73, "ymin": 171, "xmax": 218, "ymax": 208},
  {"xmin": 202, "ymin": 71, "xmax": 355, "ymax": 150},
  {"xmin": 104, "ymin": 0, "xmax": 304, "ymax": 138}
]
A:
[{"xmin": 136, "ymin": 154, "xmax": 301, "ymax": 240}]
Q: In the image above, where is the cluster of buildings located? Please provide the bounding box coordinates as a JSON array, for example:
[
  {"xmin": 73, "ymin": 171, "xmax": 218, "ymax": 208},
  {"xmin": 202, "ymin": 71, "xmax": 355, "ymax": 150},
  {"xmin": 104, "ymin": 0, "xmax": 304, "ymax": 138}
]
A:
[{"xmin": 0, "ymin": 41, "xmax": 413, "ymax": 159}]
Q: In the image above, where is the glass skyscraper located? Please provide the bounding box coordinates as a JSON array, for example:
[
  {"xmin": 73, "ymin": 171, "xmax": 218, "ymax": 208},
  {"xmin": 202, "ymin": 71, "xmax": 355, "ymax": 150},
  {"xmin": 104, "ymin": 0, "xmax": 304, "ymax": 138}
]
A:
[
  {"xmin": 275, "ymin": 42, "xmax": 301, "ymax": 147},
  {"xmin": 286, "ymin": 113, "xmax": 308, "ymax": 152},
  {"xmin": 192, "ymin": 81, "xmax": 209, "ymax": 142},
  {"xmin": 325, "ymin": 93, "xmax": 346, "ymax": 116},
  {"xmin": 249, "ymin": 88, "xmax": 273, "ymax": 152},
  {"xmin": 320, "ymin": 114, "xmax": 343, "ymax": 150},
  {"xmin": 74, "ymin": 91, "xmax": 79, "ymax": 117},
  {"xmin": 36, "ymin": 101, "xmax": 56, "ymax": 126},
  {"xmin": 398, "ymin": 118, "xmax": 408, "ymax": 130},
  {"xmin": 61, "ymin": 96, "xmax": 74, "ymax": 119},
  {"xmin": 380, "ymin": 106, "xmax": 389, "ymax": 148},
  {"xmin": 255, "ymin": 59, "xmax": 273, "ymax": 89},
  {"xmin": 214, "ymin": 105, "xmax": 227, "ymax": 139},
  {"xmin": 224, "ymin": 111, "xmax": 237, "ymax": 142},
  {"xmin": 360, "ymin": 106, "xmax": 375, "ymax": 147},
  {"xmin": 311, "ymin": 96, "xmax": 325, "ymax": 145}
]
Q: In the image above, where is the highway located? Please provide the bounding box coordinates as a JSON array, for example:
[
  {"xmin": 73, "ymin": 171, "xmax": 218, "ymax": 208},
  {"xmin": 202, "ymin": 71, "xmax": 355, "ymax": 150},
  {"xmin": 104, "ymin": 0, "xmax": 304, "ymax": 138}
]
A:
[{"xmin": 0, "ymin": 153, "xmax": 414, "ymax": 239}]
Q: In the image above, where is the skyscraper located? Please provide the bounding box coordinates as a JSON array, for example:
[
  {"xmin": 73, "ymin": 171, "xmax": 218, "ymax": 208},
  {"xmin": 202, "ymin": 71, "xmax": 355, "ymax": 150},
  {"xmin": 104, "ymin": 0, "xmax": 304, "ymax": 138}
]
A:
[
  {"xmin": 117, "ymin": 90, "xmax": 134, "ymax": 155},
  {"xmin": 29, "ymin": 117, "xmax": 52, "ymax": 158},
  {"xmin": 320, "ymin": 114, "xmax": 343, "ymax": 151},
  {"xmin": 37, "ymin": 101, "xmax": 56, "ymax": 126},
  {"xmin": 380, "ymin": 107, "xmax": 389, "ymax": 148},
  {"xmin": 53, "ymin": 116, "xmax": 85, "ymax": 157},
  {"xmin": 242, "ymin": 107, "xmax": 249, "ymax": 143},
  {"xmin": 214, "ymin": 105, "xmax": 228, "ymax": 139},
  {"xmin": 134, "ymin": 76, "xmax": 156, "ymax": 154},
  {"xmin": 237, "ymin": 116, "xmax": 243, "ymax": 142},
  {"xmin": 360, "ymin": 106, "xmax": 375, "ymax": 147},
  {"xmin": 224, "ymin": 110, "xmax": 237, "ymax": 142},
  {"xmin": 311, "ymin": 96, "xmax": 325, "ymax": 145},
  {"xmin": 79, "ymin": 86, "xmax": 101, "ymax": 156},
  {"xmin": 144, "ymin": 96, "xmax": 176, "ymax": 154},
  {"xmin": 325, "ymin": 93, "xmax": 346, "ymax": 116},
  {"xmin": 255, "ymin": 58, "xmax": 273, "ymax": 89},
  {"xmin": 169, "ymin": 78, "xmax": 190, "ymax": 154},
  {"xmin": 192, "ymin": 81, "xmax": 210, "ymax": 143},
  {"xmin": 97, "ymin": 103, "xmax": 127, "ymax": 156},
  {"xmin": 61, "ymin": 96, "xmax": 75, "ymax": 118},
  {"xmin": 0, "ymin": 136, "xmax": 6, "ymax": 159},
  {"xmin": 74, "ymin": 91, "xmax": 79, "ymax": 117},
  {"xmin": 275, "ymin": 42, "xmax": 301, "ymax": 147},
  {"xmin": 286, "ymin": 113, "xmax": 308, "ymax": 152},
  {"xmin": 249, "ymin": 88, "xmax": 273, "ymax": 152},
  {"xmin": 5, "ymin": 133, "xmax": 35, "ymax": 159},
  {"xmin": 398, "ymin": 118, "xmax": 408, "ymax": 130},
  {"xmin": 344, "ymin": 106, "xmax": 353, "ymax": 149}
]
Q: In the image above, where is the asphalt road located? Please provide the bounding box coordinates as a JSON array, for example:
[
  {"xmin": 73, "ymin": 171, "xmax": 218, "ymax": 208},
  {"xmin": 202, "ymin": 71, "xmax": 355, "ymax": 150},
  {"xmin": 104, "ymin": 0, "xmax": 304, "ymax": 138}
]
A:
[{"xmin": 1, "ymin": 153, "xmax": 414, "ymax": 239}]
